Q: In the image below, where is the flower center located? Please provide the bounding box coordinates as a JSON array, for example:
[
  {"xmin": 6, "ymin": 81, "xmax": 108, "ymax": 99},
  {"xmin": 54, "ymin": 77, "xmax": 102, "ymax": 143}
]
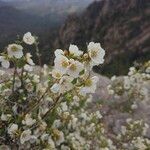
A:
[
  {"xmin": 91, "ymin": 50, "xmax": 97, "ymax": 58},
  {"xmin": 53, "ymin": 129, "xmax": 60, "ymax": 140},
  {"xmin": 69, "ymin": 63, "xmax": 77, "ymax": 71},
  {"xmin": 61, "ymin": 60, "xmax": 68, "ymax": 68},
  {"xmin": 11, "ymin": 46, "xmax": 18, "ymax": 52},
  {"xmin": 55, "ymin": 72, "xmax": 61, "ymax": 78},
  {"xmin": 21, "ymin": 132, "xmax": 27, "ymax": 138},
  {"xmin": 85, "ymin": 79, "xmax": 92, "ymax": 87}
]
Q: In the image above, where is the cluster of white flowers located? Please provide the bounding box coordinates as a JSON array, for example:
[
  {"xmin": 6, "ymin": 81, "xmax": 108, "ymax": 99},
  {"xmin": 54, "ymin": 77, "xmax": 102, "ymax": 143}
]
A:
[
  {"xmin": 104, "ymin": 61, "xmax": 150, "ymax": 149},
  {"xmin": 50, "ymin": 43, "xmax": 103, "ymax": 96},
  {"xmin": 1, "ymin": 32, "xmax": 150, "ymax": 150},
  {"xmin": 0, "ymin": 33, "xmax": 116, "ymax": 149},
  {"xmin": 115, "ymin": 118, "xmax": 150, "ymax": 149},
  {"xmin": 107, "ymin": 61, "xmax": 150, "ymax": 111}
]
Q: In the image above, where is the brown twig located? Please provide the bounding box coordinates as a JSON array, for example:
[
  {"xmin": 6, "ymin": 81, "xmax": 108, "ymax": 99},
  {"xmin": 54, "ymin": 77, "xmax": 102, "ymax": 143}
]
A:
[
  {"xmin": 25, "ymin": 87, "xmax": 49, "ymax": 115},
  {"xmin": 12, "ymin": 66, "xmax": 17, "ymax": 93},
  {"xmin": 42, "ymin": 93, "xmax": 62, "ymax": 120}
]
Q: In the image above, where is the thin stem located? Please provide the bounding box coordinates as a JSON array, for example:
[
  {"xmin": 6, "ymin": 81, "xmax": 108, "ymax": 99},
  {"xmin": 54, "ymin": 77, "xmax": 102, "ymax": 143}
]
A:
[
  {"xmin": 20, "ymin": 68, "xmax": 24, "ymax": 88},
  {"xmin": 42, "ymin": 93, "xmax": 62, "ymax": 120},
  {"xmin": 29, "ymin": 93, "xmax": 62, "ymax": 131},
  {"xmin": 12, "ymin": 66, "xmax": 17, "ymax": 93},
  {"xmin": 25, "ymin": 87, "xmax": 49, "ymax": 115},
  {"xmin": 35, "ymin": 42, "xmax": 42, "ymax": 67}
]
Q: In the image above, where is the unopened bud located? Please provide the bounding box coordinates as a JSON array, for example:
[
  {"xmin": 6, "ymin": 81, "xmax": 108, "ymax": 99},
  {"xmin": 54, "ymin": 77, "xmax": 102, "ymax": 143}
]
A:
[
  {"xmin": 64, "ymin": 50, "xmax": 69, "ymax": 56},
  {"xmin": 83, "ymin": 53, "xmax": 89, "ymax": 60}
]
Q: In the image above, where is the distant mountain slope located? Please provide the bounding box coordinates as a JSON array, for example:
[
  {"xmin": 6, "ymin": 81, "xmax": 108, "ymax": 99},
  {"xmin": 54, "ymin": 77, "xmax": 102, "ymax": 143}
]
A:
[
  {"xmin": 0, "ymin": 5, "xmax": 43, "ymax": 48},
  {"xmin": 54, "ymin": 0, "xmax": 150, "ymax": 76},
  {"xmin": 2, "ymin": 0, "xmax": 95, "ymax": 16},
  {"xmin": 0, "ymin": 0, "xmax": 95, "ymax": 50}
]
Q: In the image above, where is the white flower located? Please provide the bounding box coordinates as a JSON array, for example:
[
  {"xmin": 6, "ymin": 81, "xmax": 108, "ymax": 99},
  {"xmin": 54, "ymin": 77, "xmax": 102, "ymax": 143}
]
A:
[
  {"xmin": 29, "ymin": 135, "xmax": 37, "ymax": 144},
  {"xmin": 0, "ymin": 56, "xmax": 10, "ymax": 68},
  {"xmin": 23, "ymin": 32, "xmax": 35, "ymax": 45},
  {"xmin": 0, "ymin": 145, "xmax": 10, "ymax": 150},
  {"xmin": 8, "ymin": 124, "xmax": 18, "ymax": 136},
  {"xmin": 1, "ymin": 113, "xmax": 11, "ymax": 121},
  {"xmin": 54, "ymin": 55, "xmax": 69, "ymax": 74},
  {"xmin": 79, "ymin": 76, "xmax": 99, "ymax": 96},
  {"xmin": 124, "ymin": 76, "xmax": 131, "ymax": 90},
  {"xmin": 60, "ymin": 102, "xmax": 68, "ymax": 112},
  {"xmin": 111, "ymin": 75, "xmax": 116, "ymax": 81},
  {"xmin": 54, "ymin": 49, "xmax": 64, "ymax": 57},
  {"xmin": 100, "ymin": 148, "xmax": 109, "ymax": 150},
  {"xmin": 20, "ymin": 129, "xmax": 31, "ymax": 144},
  {"xmin": 128, "ymin": 67, "xmax": 136, "ymax": 76},
  {"xmin": 51, "ymin": 69, "xmax": 63, "ymax": 79},
  {"xmin": 131, "ymin": 102, "xmax": 138, "ymax": 110},
  {"xmin": 26, "ymin": 53, "xmax": 35, "ymax": 65},
  {"xmin": 59, "ymin": 76, "xmax": 73, "ymax": 93},
  {"xmin": 51, "ymin": 76, "xmax": 73, "ymax": 94},
  {"xmin": 53, "ymin": 130, "xmax": 64, "ymax": 146},
  {"xmin": 41, "ymin": 133, "xmax": 49, "ymax": 142},
  {"xmin": 33, "ymin": 74, "xmax": 40, "ymax": 83},
  {"xmin": 121, "ymin": 126, "xmax": 127, "ymax": 135},
  {"xmin": 146, "ymin": 66, "xmax": 150, "ymax": 73},
  {"xmin": 61, "ymin": 145, "xmax": 70, "ymax": 150},
  {"xmin": 7, "ymin": 44, "xmax": 23, "ymax": 58},
  {"xmin": 48, "ymin": 136, "xmax": 55, "ymax": 149},
  {"xmin": 24, "ymin": 64, "xmax": 33, "ymax": 72},
  {"xmin": 88, "ymin": 42, "xmax": 105, "ymax": 66},
  {"xmin": 0, "ymin": 69, "xmax": 5, "ymax": 75},
  {"xmin": 52, "ymin": 120, "xmax": 61, "ymax": 128},
  {"xmin": 95, "ymin": 111, "xmax": 102, "ymax": 119},
  {"xmin": 67, "ymin": 59, "xmax": 84, "ymax": 78},
  {"xmin": 133, "ymin": 137, "xmax": 147, "ymax": 149},
  {"xmin": 22, "ymin": 114, "xmax": 36, "ymax": 126},
  {"xmin": 69, "ymin": 44, "xmax": 83, "ymax": 57},
  {"xmin": 1, "ymin": 113, "xmax": 8, "ymax": 121},
  {"xmin": 51, "ymin": 83, "xmax": 61, "ymax": 93}
]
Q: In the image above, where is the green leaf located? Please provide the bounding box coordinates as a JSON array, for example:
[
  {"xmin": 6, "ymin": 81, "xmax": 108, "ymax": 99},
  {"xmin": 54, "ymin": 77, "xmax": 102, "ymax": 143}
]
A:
[
  {"xmin": 71, "ymin": 78, "xmax": 77, "ymax": 84},
  {"xmin": 79, "ymin": 70, "xmax": 85, "ymax": 75}
]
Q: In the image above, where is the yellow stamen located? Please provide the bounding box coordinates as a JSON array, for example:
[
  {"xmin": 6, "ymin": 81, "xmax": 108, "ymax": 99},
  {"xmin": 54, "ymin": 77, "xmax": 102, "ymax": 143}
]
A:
[
  {"xmin": 55, "ymin": 72, "xmax": 61, "ymax": 78},
  {"xmin": 91, "ymin": 50, "xmax": 97, "ymax": 58},
  {"xmin": 61, "ymin": 60, "xmax": 68, "ymax": 68},
  {"xmin": 69, "ymin": 64, "xmax": 77, "ymax": 71},
  {"xmin": 85, "ymin": 79, "xmax": 92, "ymax": 87},
  {"xmin": 11, "ymin": 46, "xmax": 18, "ymax": 52}
]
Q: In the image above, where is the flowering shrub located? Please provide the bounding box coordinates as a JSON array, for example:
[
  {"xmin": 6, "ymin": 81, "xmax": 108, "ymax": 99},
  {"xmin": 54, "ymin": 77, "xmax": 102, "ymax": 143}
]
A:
[
  {"xmin": 0, "ymin": 32, "xmax": 150, "ymax": 150},
  {"xmin": 115, "ymin": 118, "xmax": 150, "ymax": 149},
  {"xmin": 107, "ymin": 61, "xmax": 150, "ymax": 111},
  {"xmin": 0, "ymin": 33, "xmax": 116, "ymax": 149},
  {"xmin": 105, "ymin": 61, "xmax": 150, "ymax": 149}
]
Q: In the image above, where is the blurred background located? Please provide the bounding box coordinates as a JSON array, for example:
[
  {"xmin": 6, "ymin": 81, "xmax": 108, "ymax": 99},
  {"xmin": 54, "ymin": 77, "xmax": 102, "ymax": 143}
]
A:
[{"xmin": 0, "ymin": 0, "xmax": 149, "ymax": 76}]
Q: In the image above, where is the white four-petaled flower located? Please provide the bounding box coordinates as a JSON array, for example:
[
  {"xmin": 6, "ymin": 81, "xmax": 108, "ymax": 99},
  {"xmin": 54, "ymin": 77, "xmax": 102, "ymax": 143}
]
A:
[
  {"xmin": 20, "ymin": 129, "xmax": 31, "ymax": 144},
  {"xmin": 8, "ymin": 124, "xmax": 18, "ymax": 136},
  {"xmin": 26, "ymin": 53, "xmax": 35, "ymax": 65},
  {"xmin": 54, "ymin": 55, "xmax": 69, "ymax": 74},
  {"xmin": 7, "ymin": 44, "xmax": 23, "ymax": 58},
  {"xmin": 67, "ymin": 59, "xmax": 84, "ymax": 78},
  {"xmin": 22, "ymin": 114, "xmax": 36, "ymax": 126},
  {"xmin": 88, "ymin": 42, "xmax": 105, "ymax": 66},
  {"xmin": 79, "ymin": 76, "xmax": 99, "ymax": 96},
  {"xmin": 0, "ymin": 56, "xmax": 10, "ymax": 68},
  {"xmin": 51, "ymin": 69, "xmax": 63, "ymax": 79},
  {"xmin": 69, "ymin": 44, "xmax": 83, "ymax": 57},
  {"xmin": 23, "ymin": 32, "xmax": 35, "ymax": 45}
]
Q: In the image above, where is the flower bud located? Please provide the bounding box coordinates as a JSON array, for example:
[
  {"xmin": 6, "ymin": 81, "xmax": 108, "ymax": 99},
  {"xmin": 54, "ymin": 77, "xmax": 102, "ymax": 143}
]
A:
[
  {"xmin": 64, "ymin": 50, "xmax": 69, "ymax": 56},
  {"xmin": 83, "ymin": 53, "xmax": 89, "ymax": 60}
]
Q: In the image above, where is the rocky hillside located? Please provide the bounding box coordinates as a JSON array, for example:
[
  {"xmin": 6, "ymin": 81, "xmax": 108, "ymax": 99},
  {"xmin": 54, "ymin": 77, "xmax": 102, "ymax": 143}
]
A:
[{"xmin": 54, "ymin": 0, "xmax": 150, "ymax": 76}]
